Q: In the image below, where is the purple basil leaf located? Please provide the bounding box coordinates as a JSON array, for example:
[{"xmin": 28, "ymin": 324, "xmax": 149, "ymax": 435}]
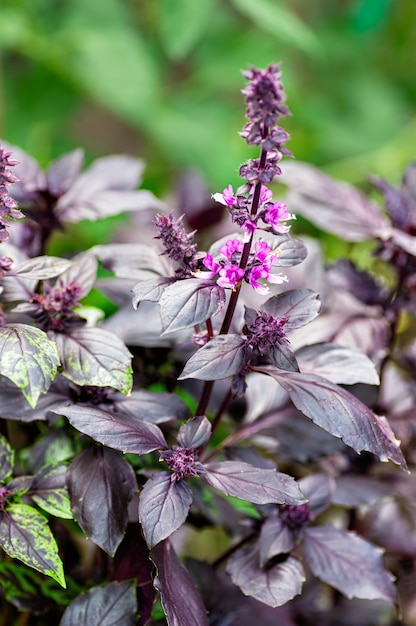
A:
[
  {"xmin": 204, "ymin": 461, "xmax": 306, "ymax": 505},
  {"xmin": 295, "ymin": 343, "xmax": 380, "ymax": 385},
  {"xmin": 280, "ymin": 161, "xmax": 391, "ymax": 241},
  {"xmin": 179, "ymin": 335, "xmax": 248, "ymax": 381},
  {"xmin": 151, "ymin": 539, "xmax": 209, "ymax": 626},
  {"xmin": 21, "ymin": 426, "xmax": 76, "ymax": 473},
  {"xmin": 93, "ymin": 243, "xmax": 169, "ymax": 279},
  {"xmin": 139, "ymin": 473, "xmax": 193, "ymax": 548},
  {"xmin": 303, "ymin": 525, "xmax": 396, "ymax": 601},
  {"xmin": 60, "ymin": 580, "xmax": 137, "ymax": 626},
  {"xmin": 261, "ymin": 289, "xmax": 321, "ymax": 329},
  {"xmin": 114, "ymin": 525, "xmax": 156, "ymax": 625},
  {"xmin": 0, "ymin": 504, "xmax": 65, "ymax": 587},
  {"xmin": 259, "ymin": 516, "xmax": 296, "ymax": 566},
  {"xmin": 96, "ymin": 277, "xmax": 134, "ymax": 306},
  {"xmin": 46, "ymin": 148, "xmax": 84, "ymax": 197},
  {"xmin": 54, "ymin": 404, "xmax": 167, "ymax": 454},
  {"xmin": 270, "ymin": 343, "xmax": 299, "ymax": 372},
  {"xmin": 57, "ymin": 251, "xmax": 98, "ymax": 298},
  {"xmin": 371, "ymin": 175, "xmax": 409, "ymax": 229},
  {"xmin": 273, "ymin": 236, "xmax": 308, "ymax": 267},
  {"xmin": 159, "ymin": 278, "xmax": 226, "ymax": 333},
  {"xmin": 11, "ymin": 256, "xmax": 72, "ymax": 281},
  {"xmin": 0, "ymin": 324, "xmax": 59, "ymax": 408},
  {"xmin": 256, "ymin": 368, "xmax": 406, "ymax": 468},
  {"xmin": 50, "ymin": 327, "xmax": 132, "ymax": 395},
  {"xmin": 29, "ymin": 463, "xmax": 72, "ymax": 519},
  {"xmin": 68, "ymin": 446, "xmax": 137, "ymax": 556},
  {"xmin": 132, "ymin": 276, "xmax": 175, "ymax": 308},
  {"xmin": 177, "ymin": 415, "xmax": 212, "ymax": 449},
  {"xmin": 2, "ymin": 141, "xmax": 46, "ymax": 200},
  {"xmin": 0, "ymin": 434, "xmax": 14, "ymax": 482},
  {"xmin": 0, "ymin": 375, "xmax": 70, "ymax": 422},
  {"xmin": 226, "ymin": 544, "xmax": 304, "ymax": 607},
  {"xmin": 113, "ymin": 389, "xmax": 189, "ymax": 424},
  {"xmin": 225, "ymin": 445, "xmax": 276, "ymax": 469},
  {"xmin": 298, "ymin": 473, "xmax": 335, "ymax": 518},
  {"xmin": 333, "ymin": 476, "xmax": 392, "ymax": 507}
]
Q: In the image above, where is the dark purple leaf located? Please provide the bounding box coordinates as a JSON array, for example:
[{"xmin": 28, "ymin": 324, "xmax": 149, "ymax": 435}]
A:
[
  {"xmin": 0, "ymin": 434, "xmax": 14, "ymax": 482},
  {"xmin": 333, "ymin": 476, "xmax": 392, "ymax": 507},
  {"xmin": 21, "ymin": 426, "xmax": 76, "ymax": 473},
  {"xmin": 204, "ymin": 461, "xmax": 306, "ymax": 505},
  {"xmin": 270, "ymin": 343, "xmax": 299, "ymax": 372},
  {"xmin": 177, "ymin": 416, "xmax": 212, "ymax": 449},
  {"xmin": 0, "ymin": 504, "xmax": 65, "ymax": 586},
  {"xmin": 159, "ymin": 278, "xmax": 226, "ymax": 333},
  {"xmin": 68, "ymin": 446, "xmax": 137, "ymax": 556},
  {"xmin": 93, "ymin": 243, "xmax": 169, "ymax": 278},
  {"xmin": 54, "ymin": 405, "xmax": 167, "ymax": 454},
  {"xmin": 139, "ymin": 473, "xmax": 193, "ymax": 548},
  {"xmin": 96, "ymin": 277, "xmax": 134, "ymax": 306},
  {"xmin": 132, "ymin": 276, "xmax": 175, "ymax": 308},
  {"xmin": 46, "ymin": 148, "xmax": 84, "ymax": 197},
  {"xmin": 261, "ymin": 289, "xmax": 321, "ymax": 329},
  {"xmin": 295, "ymin": 343, "xmax": 380, "ymax": 385},
  {"xmin": 226, "ymin": 544, "xmax": 304, "ymax": 607},
  {"xmin": 0, "ymin": 374, "xmax": 73, "ymax": 423},
  {"xmin": 29, "ymin": 463, "xmax": 72, "ymax": 519},
  {"xmin": 60, "ymin": 580, "xmax": 137, "ymax": 626},
  {"xmin": 114, "ymin": 389, "xmax": 190, "ymax": 424},
  {"xmin": 114, "ymin": 525, "xmax": 156, "ymax": 626},
  {"xmin": 280, "ymin": 161, "xmax": 391, "ymax": 241},
  {"xmin": 360, "ymin": 498, "xmax": 416, "ymax": 556},
  {"xmin": 57, "ymin": 251, "xmax": 98, "ymax": 298},
  {"xmin": 50, "ymin": 327, "xmax": 132, "ymax": 395},
  {"xmin": 179, "ymin": 335, "xmax": 248, "ymax": 381},
  {"xmin": 11, "ymin": 256, "xmax": 72, "ymax": 280},
  {"xmin": 370, "ymin": 175, "xmax": 409, "ymax": 229},
  {"xmin": 273, "ymin": 236, "xmax": 308, "ymax": 267},
  {"xmin": 259, "ymin": 516, "xmax": 296, "ymax": 566},
  {"xmin": 225, "ymin": 445, "xmax": 276, "ymax": 469},
  {"xmin": 298, "ymin": 473, "xmax": 335, "ymax": 518},
  {"xmin": 0, "ymin": 324, "xmax": 59, "ymax": 408},
  {"xmin": 303, "ymin": 525, "xmax": 396, "ymax": 601},
  {"xmin": 150, "ymin": 539, "xmax": 209, "ymax": 626},
  {"xmin": 256, "ymin": 368, "xmax": 406, "ymax": 468}
]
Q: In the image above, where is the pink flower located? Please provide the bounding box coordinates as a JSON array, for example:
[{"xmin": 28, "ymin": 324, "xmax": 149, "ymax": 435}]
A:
[
  {"xmin": 212, "ymin": 184, "xmax": 237, "ymax": 207},
  {"xmin": 217, "ymin": 264, "xmax": 245, "ymax": 289},
  {"xmin": 253, "ymin": 240, "xmax": 273, "ymax": 262},
  {"xmin": 264, "ymin": 201, "xmax": 296, "ymax": 233},
  {"xmin": 220, "ymin": 238, "xmax": 243, "ymax": 261},
  {"xmin": 242, "ymin": 219, "xmax": 257, "ymax": 239},
  {"xmin": 202, "ymin": 254, "xmax": 221, "ymax": 277},
  {"xmin": 259, "ymin": 184, "xmax": 273, "ymax": 206}
]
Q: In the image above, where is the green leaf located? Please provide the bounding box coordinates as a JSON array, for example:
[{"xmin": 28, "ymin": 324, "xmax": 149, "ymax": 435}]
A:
[
  {"xmin": 230, "ymin": 0, "xmax": 321, "ymax": 56},
  {"xmin": 159, "ymin": 0, "xmax": 216, "ymax": 60},
  {"xmin": 51, "ymin": 327, "xmax": 132, "ymax": 395},
  {"xmin": 0, "ymin": 324, "xmax": 60, "ymax": 408},
  {"xmin": 0, "ymin": 434, "xmax": 14, "ymax": 482},
  {"xmin": 0, "ymin": 503, "xmax": 66, "ymax": 587},
  {"xmin": 30, "ymin": 464, "xmax": 73, "ymax": 519}
]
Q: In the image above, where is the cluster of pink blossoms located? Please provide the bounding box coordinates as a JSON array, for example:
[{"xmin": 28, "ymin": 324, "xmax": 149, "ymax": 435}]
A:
[
  {"xmin": 202, "ymin": 237, "xmax": 287, "ymax": 295},
  {"xmin": 212, "ymin": 183, "xmax": 295, "ymax": 239}
]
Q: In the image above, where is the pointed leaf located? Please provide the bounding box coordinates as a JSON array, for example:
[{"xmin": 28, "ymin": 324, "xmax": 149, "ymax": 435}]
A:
[
  {"xmin": 0, "ymin": 504, "xmax": 65, "ymax": 587},
  {"xmin": 160, "ymin": 278, "xmax": 226, "ymax": 333},
  {"xmin": 11, "ymin": 256, "xmax": 73, "ymax": 280},
  {"xmin": 226, "ymin": 544, "xmax": 304, "ymax": 607},
  {"xmin": 304, "ymin": 526, "xmax": 396, "ymax": 601},
  {"xmin": 54, "ymin": 405, "xmax": 167, "ymax": 454},
  {"xmin": 51, "ymin": 327, "xmax": 132, "ymax": 395},
  {"xmin": 139, "ymin": 473, "xmax": 193, "ymax": 548},
  {"xmin": 47, "ymin": 148, "xmax": 84, "ymax": 197},
  {"xmin": 0, "ymin": 434, "xmax": 14, "ymax": 482},
  {"xmin": 204, "ymin": 461, "xmax": 306, "ymax": 505},
  {"xmin": 295, "ymin": 343, "xmax": 380, "ymax": 385},
  {"xmin": 68, "ymin": 446, "xmax": 137, "ymax": 556},
  {"xmin": 177, "ymin": 415, "xmax": 212, "ymax": 449},
  {"xmin": 60, "ymin": 580, "xmax": 137, "ymax": 626},
  {"xmin": 273, "ymin": 236, "xmax": 308, "ymax": 266},
  {"xmin": 256, "ymin": 368, "xmax": 406, "ymax": 468},
  {"xmin": 0, "ymin": 324, "xmax": 59, "ymax": 408},
  {"xmin": 30, "ymin": 464, "xmax": 72, "ymax": 519},
  {"xmin": 299, "ymin": 473, "xmax": 335, "ymax": 518},
  {"xmin": 270, "ymin": 343, "xmax": 299, "ymax": 372},
  {"xmin": 57, "ymin": 251, "xmax": 98, "ymax": 298},
  {"xmin": 132, "ymin": 276, "xmax": 175, "ymax": 308},
  {"xmin": 259, "ymin": 517, "xmax": 296, "ymax": 566},
  {"xmin": 261, "ymin": 289, "xmax": 321, "ymax": 330},
  {"xmin": 179, "ymin": 335, "xmax": 248, "ymax": 381},
  {"xmin": 93, "ymin": 243, "xmax": 169, "ymax": 278},
  {"xmin": 113, "ymin": 389, "xmax": 189, "ymax": 424},
  {"xmin": 150, "ymin": 539, "xmax": 209, "ymax": 626}
]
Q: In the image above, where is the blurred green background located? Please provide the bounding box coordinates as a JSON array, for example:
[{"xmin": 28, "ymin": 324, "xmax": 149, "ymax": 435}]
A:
[{"xmin": 0, "ymin": 0, "xmax": 415, "ymax": 197}]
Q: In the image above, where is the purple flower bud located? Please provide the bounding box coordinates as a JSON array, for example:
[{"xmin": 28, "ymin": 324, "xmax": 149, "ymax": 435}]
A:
[
  {"xmin": 279, "ymin": 503, "xmax": 312, "ymax": 531},
  {"xmin": 154, "ymin": 212, "xmax": 198, "ymax": 277},
  {"xmin": 161, "ymin": 446, "xmax": 204, "ymax": 481}
]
